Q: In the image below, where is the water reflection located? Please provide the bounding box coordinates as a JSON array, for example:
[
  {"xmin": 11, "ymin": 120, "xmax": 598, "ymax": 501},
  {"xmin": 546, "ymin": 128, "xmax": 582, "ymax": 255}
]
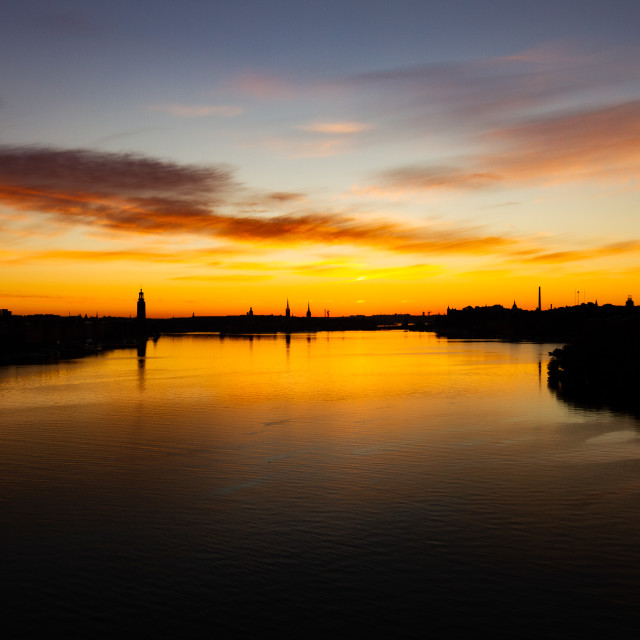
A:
[
  {"xmin": 137, "ymin": 338, "xmax": 147, "ymax": 391},
  {"xmin": 548, "ymin": 375, "xmax": 640, "ymax": 419},
  {"xmin": 538, "ymin": 358, "xmax": 542, "ymax": 388},
  {"xmin": 2, "ymin": 332, "xmax": 640, "ymax": 636}
]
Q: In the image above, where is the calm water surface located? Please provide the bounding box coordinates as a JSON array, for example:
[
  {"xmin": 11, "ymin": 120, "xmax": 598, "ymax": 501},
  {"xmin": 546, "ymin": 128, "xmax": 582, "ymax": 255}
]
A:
[{"xmin": 2, "ymin": 332, "xmax": 640, "ymax": 637}]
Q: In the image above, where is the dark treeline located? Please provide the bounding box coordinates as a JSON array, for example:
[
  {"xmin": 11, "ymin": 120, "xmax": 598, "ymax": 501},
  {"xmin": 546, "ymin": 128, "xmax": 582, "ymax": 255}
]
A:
[
  {"xmin": 0, "ymin": 313, "xmax": 150, "ymax": 364},
  {"xmin": 547, "ymin": 313, "xmax": 640, "ymax": 418}
]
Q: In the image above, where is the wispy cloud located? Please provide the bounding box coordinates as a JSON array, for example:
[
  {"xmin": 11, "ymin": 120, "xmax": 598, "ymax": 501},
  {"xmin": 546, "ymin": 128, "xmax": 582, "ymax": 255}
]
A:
[
  {"xmin": 228, "ymin": 72, "xmax": 298, "ymax": 100},
  {"xmin": 482, "ymin": 100, "xmax": 640, "ymax": 184},
  {"xmin": 0, "ymin": 291, "xmax": 80, "ymax": 300},
  {"xmin": 255, "ymin": 133, "xmax": 355, "ymax": 158},
  {"xmin": 148, "ymin": 103, "xmax": 243, "ymax": 118},
  {"xmin": 359, "ymin": 167, "xmax": 499, "ymax": 197},
  {"xmin": 363, "ymin": 99, "xmax": 640, "ymax": 195},
  {"xmin": 219, "ymin": 44, "xmax": 640, "ymax": 169},
  {"xmin": 289, "ymin": 262, "xmax": 442, "ymax": 280},
  {"xmin": 345, "ymin": 43, "xmax": 640, "ymax": 130},
  {"xmin": 13, "ymin": 249, "xmax": 184, "ymax": 263},
  {"xmin": 170, "ymin": 274, "xmax": 272, "ymax": 282},
  {"xmin": 513, "ymin": 240, "xmax": 640, "ymax": 265},
  {"xmin": 297, "ymin": 121, "xmax": 372, "ymax": 134}
]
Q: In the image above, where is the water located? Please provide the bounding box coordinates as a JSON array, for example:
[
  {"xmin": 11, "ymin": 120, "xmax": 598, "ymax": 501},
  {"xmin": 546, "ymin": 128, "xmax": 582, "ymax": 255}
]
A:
[{"xmin": 2, "ymin": 332, "xmax": 640, "ymax": 637}]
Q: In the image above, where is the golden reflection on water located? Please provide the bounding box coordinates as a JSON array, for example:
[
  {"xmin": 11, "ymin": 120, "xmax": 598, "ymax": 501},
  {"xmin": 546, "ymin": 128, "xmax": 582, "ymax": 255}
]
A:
[
  {"xmin": 139, "ymin": 331, "xmax": 547, "ymax": 402},
  {"xmin": 0, "ymin": 331, "xmax": 574, "ymax": 458},
  {"xmin": 0, "ymin": 331, "xmax": 564, "ymax": 492},
  {"xmin": 2, "ymin": 331, "xmax": 640, "ymax": 636}
]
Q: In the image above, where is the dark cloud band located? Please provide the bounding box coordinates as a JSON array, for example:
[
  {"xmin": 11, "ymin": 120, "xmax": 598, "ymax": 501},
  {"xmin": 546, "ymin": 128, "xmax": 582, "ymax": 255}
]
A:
[{"xmin": 0, "ymin": 145, "xmax": 516, "ymax": 256}]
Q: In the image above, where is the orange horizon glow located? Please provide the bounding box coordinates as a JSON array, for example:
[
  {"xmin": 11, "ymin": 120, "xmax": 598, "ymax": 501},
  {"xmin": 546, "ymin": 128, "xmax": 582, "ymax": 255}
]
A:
[
  {"xmin": 3, "ymin": 272, "xmax": 636, "ymax": 319},
  {"xmin": 2, "ymin": 43, "xmax": 639, "ymax": 318}
]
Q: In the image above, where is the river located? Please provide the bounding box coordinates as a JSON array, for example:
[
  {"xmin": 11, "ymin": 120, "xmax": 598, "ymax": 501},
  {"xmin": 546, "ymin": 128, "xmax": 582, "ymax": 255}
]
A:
[{"xmin": 2, "ymin": 331, "xmax": 639, "ymax": 637}]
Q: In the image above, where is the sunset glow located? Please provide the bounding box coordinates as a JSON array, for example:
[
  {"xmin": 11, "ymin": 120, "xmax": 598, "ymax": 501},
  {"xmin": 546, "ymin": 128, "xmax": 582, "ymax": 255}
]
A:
[{"xmin": 2, "ymin": 1, "xmax": 639, "ymax": 316}]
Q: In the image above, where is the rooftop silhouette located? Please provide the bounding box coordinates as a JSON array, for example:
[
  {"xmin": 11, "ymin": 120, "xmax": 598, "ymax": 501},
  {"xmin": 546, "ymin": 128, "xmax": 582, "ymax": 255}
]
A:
[{"xmin": 1, "ymin": 288, "xmax": 638, "ymax": 365}]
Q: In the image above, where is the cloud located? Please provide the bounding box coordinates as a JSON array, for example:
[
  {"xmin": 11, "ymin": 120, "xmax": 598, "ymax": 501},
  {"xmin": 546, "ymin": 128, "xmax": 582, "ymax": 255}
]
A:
[
  {"xmin": 237, "ymin": 191, "xmax": 307, "ymax": 212},
  {"xmin": 297, "ymin": 121, "xmax": 372, "ymax": 134},
  {"xmin": 0, "ymin": 146, "xmax": 233, "ymax": 199},
  {"xmin": 170, "ymin": 274, "xmax": 272, "ymax": 283},
  {"xmin": 227, "ymin": 44, "xmax": 640, "ymax": 165},
  {"xmin": 258, "ymin": 120, "xmax": 374, "ymax": 159},
  {"xmin": 339, "ymin": 45, "xmax": 640, "ymax": 197},
  {"xmin": 228, "ymin": 72, "xmax": 297, "ymax": 100},
  {"xmin": 167, "ymin": 256, "xmax": 441, "ymax": 282},
  {"xmin": 264, "ymin": 191, "xmax": 306, "ymax": 203},
  {"xmin": 148, "ymin": 104, "xmax": 243, "ymax": 118},
  {"xmin": 0, "ymin": 144, "xmax": 519, "ymax": 257},
  {"xmin": 363, "ymin": 99, "xmax": 640, "ymax": 195},
  {"xmin": 0, "ymin": 244, "xmax": 270, "ymax": 267},
  {"xmin": 295, "ymin": 263, "xmax": 442, "ymax": 280},
  {"xmin": 16, "ymin": 249, "xmax": 183, "ymax": 263},
  {"xmin": 361, "ymin": 166, "xmax": 499, "ymax": 197},
  {"xmin": 345, "ymin": 43, "xmax": 640, "ymax": 129},
  {"xmin": 91, "ymin": 127, "xmax": 166, "ymax": 147},
  {"xmin": 514, "ymin": 240, "xmax": 640, "ymax": 265},
  {"xmin": 255, "ymin": 134, "xmax": 353, "ymax": 158},
  {"xmin": 0, "ymin": 291, "xmax": 77, "ymax": 300},
  {"xmin": 482, "ymin": 100, "xmax": 640, "ymax": 184}
]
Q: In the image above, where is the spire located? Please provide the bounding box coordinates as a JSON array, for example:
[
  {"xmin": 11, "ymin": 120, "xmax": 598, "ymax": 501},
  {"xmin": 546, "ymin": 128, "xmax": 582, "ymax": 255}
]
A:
[
  {"xmin": 306, "ymin": 301, "xmax": 311, "ymax": 318},
  {"xmin": 285, "ymin": 298, "xmax": 290, "ymax": 318},
  {"xmin": 137, "ymin": 288, "xmax": 146, "ymax": 320}
]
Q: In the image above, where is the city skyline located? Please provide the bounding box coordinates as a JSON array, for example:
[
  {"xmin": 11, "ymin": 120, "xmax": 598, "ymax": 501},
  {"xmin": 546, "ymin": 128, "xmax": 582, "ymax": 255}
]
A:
[
  {"xmin": 4, "ymin": 285, "xmax": 635, "ymax": 321},
  {"xmin": 2, "ymin": 1, "xmax": 640, "ymax": 317}
]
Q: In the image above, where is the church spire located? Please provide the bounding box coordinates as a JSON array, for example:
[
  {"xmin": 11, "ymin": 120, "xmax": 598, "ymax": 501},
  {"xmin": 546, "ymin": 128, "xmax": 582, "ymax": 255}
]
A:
[{"xmin": 137, "ymin": 288, "xmax": 146, "ymax": 320}]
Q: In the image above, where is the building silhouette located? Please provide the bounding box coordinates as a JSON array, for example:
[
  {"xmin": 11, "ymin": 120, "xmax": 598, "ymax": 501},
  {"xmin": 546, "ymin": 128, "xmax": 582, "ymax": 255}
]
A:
[
  {"xmin": 137, "ymin": 289, "xmax": 146, "ymax": 320},
  {"xmin": 286, "ymin": 299, "xmax": 291, "ymax": 318},
  {"xmin": 306, "ymin": 302, "xmax": 311, "ymax": 318}
]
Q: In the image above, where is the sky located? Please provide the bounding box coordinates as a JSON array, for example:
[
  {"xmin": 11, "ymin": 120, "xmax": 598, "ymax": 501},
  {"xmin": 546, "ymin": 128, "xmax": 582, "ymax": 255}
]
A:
[{"xmin": 1, "ymin": 0, "xmax": 640, "ymax": 317}]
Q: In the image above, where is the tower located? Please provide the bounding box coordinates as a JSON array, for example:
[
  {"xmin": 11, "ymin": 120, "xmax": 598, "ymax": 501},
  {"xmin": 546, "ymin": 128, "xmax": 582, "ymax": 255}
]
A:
[
  {"xmin": 306, "ymin": 302, "xmax": 311, "ymax": 318},
  {"xmin": 286, "ymin": 299, "xmax": 290, "ymax": 318},
  {"xmin": 137, "ymin": 289, "xmax": 146, "ymax": 320}
]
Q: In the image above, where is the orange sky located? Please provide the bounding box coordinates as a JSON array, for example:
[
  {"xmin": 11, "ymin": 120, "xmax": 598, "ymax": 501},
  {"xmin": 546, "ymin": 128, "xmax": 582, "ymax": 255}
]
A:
[{"xmin": 1, "ymin": 4, "xmax": 639, "ymax": 317}]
